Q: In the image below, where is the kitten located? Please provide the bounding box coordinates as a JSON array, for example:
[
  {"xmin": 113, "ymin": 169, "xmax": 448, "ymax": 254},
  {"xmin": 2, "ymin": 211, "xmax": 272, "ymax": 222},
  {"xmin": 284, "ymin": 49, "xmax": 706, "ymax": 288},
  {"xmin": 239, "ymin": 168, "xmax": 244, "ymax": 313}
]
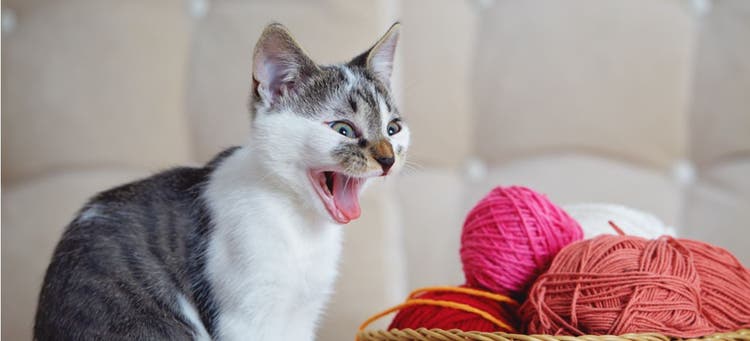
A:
[{"xmin": 34, "ymin": 22, "xmax": 408, "ymax": 340}]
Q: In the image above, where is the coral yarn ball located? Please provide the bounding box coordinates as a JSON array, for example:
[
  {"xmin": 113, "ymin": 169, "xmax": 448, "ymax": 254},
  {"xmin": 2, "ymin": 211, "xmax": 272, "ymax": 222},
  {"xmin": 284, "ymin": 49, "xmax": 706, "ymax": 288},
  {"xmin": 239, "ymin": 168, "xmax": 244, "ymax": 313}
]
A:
[
  {"xmin": 460, "ymin": 186, "xmax": 583, "ymax": 297},
  {"xmin": 388, "ymin": 286, "xmax": 518, "ymax": 332},
  {"xmin": 521, "ymin": 235, "xmax": 719, "ymax": 337},
  {"xmin": 679, "ymin": 239, "xmax": 750, "ymax": 330}
]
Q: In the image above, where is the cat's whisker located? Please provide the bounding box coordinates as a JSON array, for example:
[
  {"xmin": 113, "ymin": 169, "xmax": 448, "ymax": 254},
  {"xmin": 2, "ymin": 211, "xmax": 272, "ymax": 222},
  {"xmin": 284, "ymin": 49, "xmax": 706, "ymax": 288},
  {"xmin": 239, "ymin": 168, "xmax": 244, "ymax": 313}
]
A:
[
  {"xmin": 344, "ymin": 173, "xmax": 351, "ymax": 190},
  {"xmin": 395, "ymin": 159, "xmax": 424, "ymax": 176},
  {"xmin": 399, "ymin": 167, "xmax": 419, "ymax": 176},
  {"xmin": 404, "ymin": 159, "xmax": 424, "ymax": 171},
  {"xmin": 405, "ymin": 159, "xmax": 424, "ymax": 169}
]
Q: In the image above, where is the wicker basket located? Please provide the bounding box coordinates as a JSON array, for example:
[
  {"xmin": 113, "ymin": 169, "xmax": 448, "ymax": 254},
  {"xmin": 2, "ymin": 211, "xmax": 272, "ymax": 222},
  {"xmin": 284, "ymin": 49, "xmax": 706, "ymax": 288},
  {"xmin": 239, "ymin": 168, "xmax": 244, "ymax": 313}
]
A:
[
  {"xmin": 356, "ymin": 328, "xmax": 750, "ymax": 341},
  {"xmin": 357, "ymin": 287, "xmax": 750, "ymax": 341}
]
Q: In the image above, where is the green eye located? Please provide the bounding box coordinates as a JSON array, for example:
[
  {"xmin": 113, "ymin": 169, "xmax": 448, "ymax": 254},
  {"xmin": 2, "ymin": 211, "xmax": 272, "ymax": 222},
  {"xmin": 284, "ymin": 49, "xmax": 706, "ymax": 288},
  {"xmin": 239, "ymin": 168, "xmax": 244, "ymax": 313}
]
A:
[
  {"xmin": 330, "ymin": 121, "xmax": 357, "ymax": 138},
  {"xmin": 387, "ymin": 120, "xmax": 402, "ymax": 136}
]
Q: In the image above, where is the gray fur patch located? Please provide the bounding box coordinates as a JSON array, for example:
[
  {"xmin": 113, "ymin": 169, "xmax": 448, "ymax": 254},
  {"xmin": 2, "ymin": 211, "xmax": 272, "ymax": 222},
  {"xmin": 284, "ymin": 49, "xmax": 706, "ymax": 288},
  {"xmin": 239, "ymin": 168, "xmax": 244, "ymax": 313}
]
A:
[
  {"xmin": 331, "ymin": 143, "xmax": 368, "ymax": 174},
  {"xmin": 270, "ymin": 64, "xmax": 398, "ymax": 142}
]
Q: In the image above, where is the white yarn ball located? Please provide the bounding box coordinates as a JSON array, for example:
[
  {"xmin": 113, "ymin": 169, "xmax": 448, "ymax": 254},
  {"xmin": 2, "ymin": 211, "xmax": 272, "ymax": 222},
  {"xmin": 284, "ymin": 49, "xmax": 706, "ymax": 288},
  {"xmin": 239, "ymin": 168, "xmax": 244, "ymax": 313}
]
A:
[{"xmin": 563, "ymin": 203, "xmax": 677, "ymax": 239}]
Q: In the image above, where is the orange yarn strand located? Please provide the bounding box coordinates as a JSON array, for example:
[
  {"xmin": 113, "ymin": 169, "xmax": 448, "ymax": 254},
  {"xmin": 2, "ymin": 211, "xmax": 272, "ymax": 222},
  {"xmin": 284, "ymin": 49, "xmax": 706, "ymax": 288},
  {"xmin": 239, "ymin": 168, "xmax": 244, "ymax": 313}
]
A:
[
  {"xmin": 407, "ymin": 286, "xmax": 519, "ymax": 306},
  {"xmin": 358, "ymin": 286, "xmax": 518, "ymax": 336}
]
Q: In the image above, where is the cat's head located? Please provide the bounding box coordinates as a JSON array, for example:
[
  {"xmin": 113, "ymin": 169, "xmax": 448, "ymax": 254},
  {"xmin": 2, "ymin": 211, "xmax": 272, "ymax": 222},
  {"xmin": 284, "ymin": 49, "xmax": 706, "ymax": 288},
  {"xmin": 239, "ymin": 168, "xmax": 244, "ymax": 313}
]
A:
[{"xmin": 248, "ymin": 23, "xmax": 409, "ymax": 224}]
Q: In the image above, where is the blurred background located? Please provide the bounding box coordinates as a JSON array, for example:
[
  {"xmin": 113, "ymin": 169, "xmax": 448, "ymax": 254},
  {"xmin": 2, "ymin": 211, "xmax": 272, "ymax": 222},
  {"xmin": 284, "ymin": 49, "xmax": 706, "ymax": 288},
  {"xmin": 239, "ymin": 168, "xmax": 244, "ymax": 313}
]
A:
[{"xmin": 2, "ymin": 0, "xmax": 749, "ymax": 339}]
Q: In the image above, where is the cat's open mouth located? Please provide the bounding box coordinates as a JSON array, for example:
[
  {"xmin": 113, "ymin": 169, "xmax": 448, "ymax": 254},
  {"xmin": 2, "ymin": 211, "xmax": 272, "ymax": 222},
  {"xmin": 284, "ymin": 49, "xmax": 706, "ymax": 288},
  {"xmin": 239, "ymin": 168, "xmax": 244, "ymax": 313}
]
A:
[{"xmin": 308, "ymin": 170, "xmax": 364, "ymax": 224}]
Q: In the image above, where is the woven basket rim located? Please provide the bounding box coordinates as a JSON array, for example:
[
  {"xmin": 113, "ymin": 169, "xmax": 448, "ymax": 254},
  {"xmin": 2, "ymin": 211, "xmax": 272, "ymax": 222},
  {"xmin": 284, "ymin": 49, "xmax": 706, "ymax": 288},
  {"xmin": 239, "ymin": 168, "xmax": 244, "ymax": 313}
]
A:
[{"xmin": 356, "ymin": 328, "xmax": 750, "ymax": 341}]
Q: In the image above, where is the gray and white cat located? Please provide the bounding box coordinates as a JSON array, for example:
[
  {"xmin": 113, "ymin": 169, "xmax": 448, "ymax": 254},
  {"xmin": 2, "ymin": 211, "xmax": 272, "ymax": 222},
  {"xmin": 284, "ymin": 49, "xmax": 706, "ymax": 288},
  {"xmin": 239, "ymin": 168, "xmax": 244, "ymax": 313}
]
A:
[{"xmin": 34, "ymin": 22, "xmax": 408, "ymax": 340}]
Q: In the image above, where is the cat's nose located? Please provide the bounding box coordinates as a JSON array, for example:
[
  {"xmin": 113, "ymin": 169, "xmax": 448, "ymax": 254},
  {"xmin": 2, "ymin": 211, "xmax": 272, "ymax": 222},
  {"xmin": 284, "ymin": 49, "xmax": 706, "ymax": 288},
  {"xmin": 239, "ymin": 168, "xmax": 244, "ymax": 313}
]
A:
[
  {"xmin": 371, "ymin": 139, "xmax": 395, "ymax": 175},
  {"xmin": 375, "ymin": 156, "xmax": 395, "ymax": 174}
]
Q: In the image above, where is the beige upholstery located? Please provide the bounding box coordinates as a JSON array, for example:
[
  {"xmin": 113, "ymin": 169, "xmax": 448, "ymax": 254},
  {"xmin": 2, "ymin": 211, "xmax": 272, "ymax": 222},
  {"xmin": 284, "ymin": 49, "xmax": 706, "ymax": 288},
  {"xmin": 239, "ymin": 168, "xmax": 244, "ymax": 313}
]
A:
[
  {"xmin": 1, "ymin": 0, "xmax": 193, "ymax": 182},
  {"xmin": 400, "ymin": 0, "xmax": 477, "ymax": 168},
  {"xmin": 396, "ymin": 170, "xmax": 467, "ymax": 288},
  {"xmin": 465, "ymin": 155, "xmax": 683, "ymax": 225},
  {"xmin": 473, "ymin": 0, "xmax": 693, "ymax": 168},
  {"xmin": 690, "ymin": 0, "xmax": 750, "ymax": 166},
  {"xmin": 2, "ymin": 1, "xmax": 748, "ymax": 340}
]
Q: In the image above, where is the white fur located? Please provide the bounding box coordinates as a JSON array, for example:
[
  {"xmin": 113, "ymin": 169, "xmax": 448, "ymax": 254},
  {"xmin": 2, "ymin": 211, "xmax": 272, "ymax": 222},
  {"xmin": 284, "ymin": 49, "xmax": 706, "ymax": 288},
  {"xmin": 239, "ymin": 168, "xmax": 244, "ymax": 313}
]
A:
[
  {"xmin": 177, "ymin": 293, "xmax": 212, "ymax": 341},
  {"xmin": 203, "ymin": 113, "xmax": 360, "ymax": 340},
  {"xmin": 204, "ymin": 147, "xmax": 341, "ymax": 340}
]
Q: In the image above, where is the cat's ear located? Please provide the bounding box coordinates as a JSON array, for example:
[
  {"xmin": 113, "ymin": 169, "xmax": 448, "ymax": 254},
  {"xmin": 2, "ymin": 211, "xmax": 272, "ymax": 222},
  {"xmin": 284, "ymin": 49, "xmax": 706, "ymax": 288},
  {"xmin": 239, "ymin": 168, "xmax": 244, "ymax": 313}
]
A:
[
  {"xmin": 349, "ymin": 22, "xmax": 400, "ymax": 86},
  {"xmin": 252, "ymin": 23, "xmax": 318, "ymax": 105}
]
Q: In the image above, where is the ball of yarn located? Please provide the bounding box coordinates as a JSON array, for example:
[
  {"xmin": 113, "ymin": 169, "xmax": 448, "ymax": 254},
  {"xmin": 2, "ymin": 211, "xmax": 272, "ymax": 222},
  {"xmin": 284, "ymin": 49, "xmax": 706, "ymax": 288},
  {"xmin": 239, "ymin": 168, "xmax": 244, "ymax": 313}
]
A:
[
  {"xmin": 563, "ymin": 203, "xmax": 677, "ymax": 239},
  {"xmin": 521, "ymin": 235, "xmax": 750, "ymax": 337},
  {"xmin": 388, "ymin": 286, "xmax": 519, "ymax": 332},
  {"xmin": 461, "ymin": 186, "xmax": 583, "ymax": 297},
  {"xmin": 680, "ymin": 239, "xmax": 750, "ymax": 330}
]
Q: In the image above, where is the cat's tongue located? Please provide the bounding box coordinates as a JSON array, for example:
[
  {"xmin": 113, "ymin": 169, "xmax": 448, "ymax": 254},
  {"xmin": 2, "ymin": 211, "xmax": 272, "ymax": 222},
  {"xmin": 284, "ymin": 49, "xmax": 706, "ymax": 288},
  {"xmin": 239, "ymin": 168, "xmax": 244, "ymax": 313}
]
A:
[{"xmin": 332, "ymin": 174, "xmax": 361, "ymax": 223}]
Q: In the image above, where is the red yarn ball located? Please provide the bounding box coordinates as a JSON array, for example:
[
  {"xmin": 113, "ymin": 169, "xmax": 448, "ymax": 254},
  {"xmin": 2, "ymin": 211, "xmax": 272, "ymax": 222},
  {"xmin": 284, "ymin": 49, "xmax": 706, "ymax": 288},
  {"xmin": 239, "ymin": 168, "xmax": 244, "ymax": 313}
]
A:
[
  {"xmin": 388, "ymin": 286, "xmax": 519, "ymax": 332},
  {"xmin": 520, "ymin": 235, "xmax": 750, "ymax": 337},
  {"xmin": 461, "ymin": 186, "xmax": 583, "ymax": 298}
]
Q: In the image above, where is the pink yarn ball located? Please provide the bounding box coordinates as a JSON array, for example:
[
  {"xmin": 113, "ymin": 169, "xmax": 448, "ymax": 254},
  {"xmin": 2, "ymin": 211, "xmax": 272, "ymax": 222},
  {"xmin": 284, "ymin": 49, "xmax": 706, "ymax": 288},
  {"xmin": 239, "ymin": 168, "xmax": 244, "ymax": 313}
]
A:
[{"xmin": 460, "ymin": 186, "xmax": 583, "ymax": 298}]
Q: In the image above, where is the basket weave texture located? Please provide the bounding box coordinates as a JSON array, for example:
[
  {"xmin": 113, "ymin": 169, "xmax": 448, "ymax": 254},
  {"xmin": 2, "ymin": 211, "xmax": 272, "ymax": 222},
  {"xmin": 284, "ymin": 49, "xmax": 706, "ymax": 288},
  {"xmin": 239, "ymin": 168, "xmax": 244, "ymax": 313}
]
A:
[
  {"xmin": 357, "ymin": 287, "xmax": 750, "ymax": 341},
  {"xmin": 356, "ymin": 328, "xmax": 750, "ymax": 341}
]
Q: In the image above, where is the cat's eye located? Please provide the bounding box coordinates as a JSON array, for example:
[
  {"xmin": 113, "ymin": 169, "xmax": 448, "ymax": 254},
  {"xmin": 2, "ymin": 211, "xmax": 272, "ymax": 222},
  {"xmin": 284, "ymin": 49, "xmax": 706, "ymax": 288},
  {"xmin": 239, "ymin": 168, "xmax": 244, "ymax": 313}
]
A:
[
  {"xmin": 387, "ymin": 120, "xmax": 402, "ymax": 136},
  {"xmin": 329, "ymin": 121, "xmax": 358, "ymax": 138}
]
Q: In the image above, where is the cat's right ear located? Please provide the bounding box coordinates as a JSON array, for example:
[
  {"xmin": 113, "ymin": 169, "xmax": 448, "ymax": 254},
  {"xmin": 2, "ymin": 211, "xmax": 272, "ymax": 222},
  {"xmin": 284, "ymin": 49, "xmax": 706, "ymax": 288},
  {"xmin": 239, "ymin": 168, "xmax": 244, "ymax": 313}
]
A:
[
  {"xmin": 349, "ymin": 23, "xmax": 400, "ymax": 87},
  {"xmin": 252, "ymin": 23, "xmax": 318, "ymax": 106}
]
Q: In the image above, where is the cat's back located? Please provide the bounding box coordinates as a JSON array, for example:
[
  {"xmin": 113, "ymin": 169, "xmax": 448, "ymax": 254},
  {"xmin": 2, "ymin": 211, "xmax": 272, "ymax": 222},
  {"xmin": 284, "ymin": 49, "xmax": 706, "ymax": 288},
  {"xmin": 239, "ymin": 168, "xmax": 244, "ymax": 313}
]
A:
[{"xmin": 34, "ymin": 148, "xmax": 238, "ymax": 340}]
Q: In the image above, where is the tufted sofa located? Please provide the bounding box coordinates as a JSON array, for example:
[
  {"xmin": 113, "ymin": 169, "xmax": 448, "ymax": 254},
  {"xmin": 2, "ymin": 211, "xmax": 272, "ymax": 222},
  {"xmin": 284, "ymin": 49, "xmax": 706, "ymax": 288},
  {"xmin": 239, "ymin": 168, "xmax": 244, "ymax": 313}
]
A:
[{"xmin": 3, "ymin": 1, "xmax": 749, "ymax": 340}]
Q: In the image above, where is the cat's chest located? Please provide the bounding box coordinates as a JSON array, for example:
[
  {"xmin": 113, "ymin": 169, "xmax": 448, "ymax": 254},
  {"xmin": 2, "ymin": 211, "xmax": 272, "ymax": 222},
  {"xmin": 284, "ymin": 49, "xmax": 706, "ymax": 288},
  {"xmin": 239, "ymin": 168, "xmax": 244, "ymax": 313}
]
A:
[
  {"xmin": 204, "ymin": 191, "xmax": 343, "ymax": 339},
  {"xmin": 207, "ymin": 195, "xmax": 342, "ymax": 298},
  {"xmin": 261, "ymin": 214, "xmax": 341, "ymax": 290}
]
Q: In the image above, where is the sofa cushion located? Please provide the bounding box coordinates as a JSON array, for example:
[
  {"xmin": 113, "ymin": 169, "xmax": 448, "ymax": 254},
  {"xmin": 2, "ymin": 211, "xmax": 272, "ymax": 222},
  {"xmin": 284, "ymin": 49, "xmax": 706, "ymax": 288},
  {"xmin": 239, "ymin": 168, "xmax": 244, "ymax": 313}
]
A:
[
  {"xmin": 1, "ymin": 0, "xmax": 192, "ymax": 183},
  {"xmin": 395, "ymin": 169, "xmax": 467, "ymax": 288},
  {"xmin": 689, "ymin": 0, "xmax": 750, "ymax": 166},
  {"xmin": 465, "ymin": 154, "xmax": 682, "ymax": 227},
  {"xmin": 399, "ymin": 0, "xmax": 476, "ymax": 169},
  {"xmin": 473, "ymin": 0, "xmax": 693, "ymax": 169},
  {"xmin": 681, "ymin": 178, "xmax": 750, "ymax": 265}
]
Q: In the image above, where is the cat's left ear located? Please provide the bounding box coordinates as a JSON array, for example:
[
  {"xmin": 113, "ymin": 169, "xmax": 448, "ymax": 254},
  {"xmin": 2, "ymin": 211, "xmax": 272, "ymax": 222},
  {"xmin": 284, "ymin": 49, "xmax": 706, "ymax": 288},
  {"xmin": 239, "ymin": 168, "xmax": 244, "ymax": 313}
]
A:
[{"xmin": 350, "ymin": 22, "xmax": 400, "ymax": 87}]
